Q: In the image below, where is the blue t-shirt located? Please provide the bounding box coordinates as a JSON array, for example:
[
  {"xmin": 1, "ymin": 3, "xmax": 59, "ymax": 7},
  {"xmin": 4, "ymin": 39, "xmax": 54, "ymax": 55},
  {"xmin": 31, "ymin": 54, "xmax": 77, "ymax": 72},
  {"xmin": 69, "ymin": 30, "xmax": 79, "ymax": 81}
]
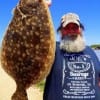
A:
[{"xmin": 43, "ymin": 42, "xmax": 100, "ymax": 100}]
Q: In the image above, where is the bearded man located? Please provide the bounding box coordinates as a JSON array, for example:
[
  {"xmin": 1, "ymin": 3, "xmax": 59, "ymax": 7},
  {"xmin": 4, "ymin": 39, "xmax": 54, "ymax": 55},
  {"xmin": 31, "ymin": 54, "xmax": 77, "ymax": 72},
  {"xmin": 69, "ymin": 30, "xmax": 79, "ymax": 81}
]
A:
[{"xmin": 43, "ymin": 13, "xmax": 100, "ymax": 100}]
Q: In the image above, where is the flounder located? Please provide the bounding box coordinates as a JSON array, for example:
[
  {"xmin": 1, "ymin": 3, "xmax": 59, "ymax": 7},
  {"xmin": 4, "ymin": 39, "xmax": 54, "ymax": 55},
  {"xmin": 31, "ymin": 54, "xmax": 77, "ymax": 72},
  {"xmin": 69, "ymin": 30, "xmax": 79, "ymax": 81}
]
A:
[{"xmin": 1, "ymin": 0, "xmax": 55, "ymax": 99}]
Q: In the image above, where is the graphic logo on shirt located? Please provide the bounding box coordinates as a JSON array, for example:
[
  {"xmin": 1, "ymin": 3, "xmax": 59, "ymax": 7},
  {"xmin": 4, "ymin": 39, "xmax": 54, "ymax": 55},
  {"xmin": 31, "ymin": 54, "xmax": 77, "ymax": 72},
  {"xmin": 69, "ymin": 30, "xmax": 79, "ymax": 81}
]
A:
[{"xmin": 62, "ymin": 54, "xmax": 95, "ymax": 99}]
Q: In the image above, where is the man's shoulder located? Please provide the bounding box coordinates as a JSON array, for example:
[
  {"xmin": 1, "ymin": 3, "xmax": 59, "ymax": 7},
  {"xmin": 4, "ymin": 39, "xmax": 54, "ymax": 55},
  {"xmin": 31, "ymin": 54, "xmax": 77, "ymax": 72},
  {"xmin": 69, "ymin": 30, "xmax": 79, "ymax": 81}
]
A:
[
  {"xmin": 55, "ymin": 41, "xmax": 60, "ymax": 48},
  {"xmin": 84, "ymin": 45, "xmax": 94, "ymax": 52},
  {"xmin": 56, "ymin": 41, "xmax": 60, "ymax": 45}
]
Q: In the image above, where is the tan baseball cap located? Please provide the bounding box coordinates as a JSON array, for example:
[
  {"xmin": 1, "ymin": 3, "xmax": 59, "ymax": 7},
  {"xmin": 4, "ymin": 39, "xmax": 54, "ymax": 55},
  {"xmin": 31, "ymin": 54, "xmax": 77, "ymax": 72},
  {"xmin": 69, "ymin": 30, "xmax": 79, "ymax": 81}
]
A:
[{"xmin": 61, "ymin": 13, "xmax": 80, "ymax": 27}]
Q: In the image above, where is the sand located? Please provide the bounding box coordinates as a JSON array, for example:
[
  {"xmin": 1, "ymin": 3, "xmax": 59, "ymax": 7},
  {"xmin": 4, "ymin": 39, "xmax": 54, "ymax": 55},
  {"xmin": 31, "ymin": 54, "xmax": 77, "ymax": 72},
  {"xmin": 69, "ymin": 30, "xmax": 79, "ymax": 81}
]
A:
[{"xmin": 0, "ymin": 65, "xmax": 43, "ymax": 100}]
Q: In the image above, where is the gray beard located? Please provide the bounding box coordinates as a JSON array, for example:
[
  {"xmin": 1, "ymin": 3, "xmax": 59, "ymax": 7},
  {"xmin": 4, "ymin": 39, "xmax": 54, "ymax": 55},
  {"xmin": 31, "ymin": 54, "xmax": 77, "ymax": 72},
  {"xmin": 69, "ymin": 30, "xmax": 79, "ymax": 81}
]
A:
[{"xmin": 60, "ymin": 35, "xmax": 86, "ymax": 53}]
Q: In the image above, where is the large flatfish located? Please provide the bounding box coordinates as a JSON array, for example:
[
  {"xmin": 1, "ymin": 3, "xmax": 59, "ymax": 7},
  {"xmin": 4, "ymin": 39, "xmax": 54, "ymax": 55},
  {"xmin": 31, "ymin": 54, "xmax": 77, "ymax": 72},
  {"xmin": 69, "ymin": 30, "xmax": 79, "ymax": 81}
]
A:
[{"xmin": 1, "ymin": 0, "xmax": 55, "ymax": 99}]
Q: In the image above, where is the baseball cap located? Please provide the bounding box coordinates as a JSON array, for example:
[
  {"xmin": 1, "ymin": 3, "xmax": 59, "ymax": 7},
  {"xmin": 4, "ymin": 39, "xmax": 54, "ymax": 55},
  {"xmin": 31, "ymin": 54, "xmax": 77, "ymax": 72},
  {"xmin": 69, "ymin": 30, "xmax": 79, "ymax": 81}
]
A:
[{"xmin": 61, "ymin": 13, "xmax": 80, "ymax": 27}]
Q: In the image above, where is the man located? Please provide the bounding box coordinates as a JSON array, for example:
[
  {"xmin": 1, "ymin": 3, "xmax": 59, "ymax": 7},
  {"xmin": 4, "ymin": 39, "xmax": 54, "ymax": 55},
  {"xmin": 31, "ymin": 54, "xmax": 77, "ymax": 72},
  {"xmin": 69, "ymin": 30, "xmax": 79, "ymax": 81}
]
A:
[{"xmin": 43, "ymin": 13, "xmax": 100, "ymax": 100}]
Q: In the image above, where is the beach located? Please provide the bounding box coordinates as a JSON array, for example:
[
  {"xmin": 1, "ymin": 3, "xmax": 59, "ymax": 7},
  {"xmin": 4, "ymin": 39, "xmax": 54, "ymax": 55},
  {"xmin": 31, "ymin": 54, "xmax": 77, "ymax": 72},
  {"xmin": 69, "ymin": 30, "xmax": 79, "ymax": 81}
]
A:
[{"xmin": 0, "ymin": 65, "xmax": 43, "ymax": 100}]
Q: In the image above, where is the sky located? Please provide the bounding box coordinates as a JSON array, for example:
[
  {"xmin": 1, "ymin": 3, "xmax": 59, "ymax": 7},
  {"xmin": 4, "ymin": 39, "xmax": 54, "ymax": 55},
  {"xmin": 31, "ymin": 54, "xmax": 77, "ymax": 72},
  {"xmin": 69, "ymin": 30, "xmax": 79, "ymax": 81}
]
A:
[{"xmin": 0, "ymin": 0, "xmax": 100, "ymax": 46}]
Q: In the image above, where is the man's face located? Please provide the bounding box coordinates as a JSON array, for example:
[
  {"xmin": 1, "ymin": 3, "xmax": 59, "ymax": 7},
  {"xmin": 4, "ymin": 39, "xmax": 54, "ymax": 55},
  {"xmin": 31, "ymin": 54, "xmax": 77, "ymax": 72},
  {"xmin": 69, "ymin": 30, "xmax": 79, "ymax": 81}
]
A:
[
  {"xmin": 59, "ymin": 22, "xmax": 85, "ymax": 52},
  {"xmin": 60, "ymin": 23, "xmax": 81, "ymax": 38}
]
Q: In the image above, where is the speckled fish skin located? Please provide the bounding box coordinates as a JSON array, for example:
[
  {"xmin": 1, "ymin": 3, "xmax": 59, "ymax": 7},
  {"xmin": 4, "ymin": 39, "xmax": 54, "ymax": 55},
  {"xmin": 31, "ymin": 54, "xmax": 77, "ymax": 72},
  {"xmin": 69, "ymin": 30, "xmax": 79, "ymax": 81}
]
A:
[{"xmin": 1, "ymin": 0, "xmax": 55, "ymax": 90}]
